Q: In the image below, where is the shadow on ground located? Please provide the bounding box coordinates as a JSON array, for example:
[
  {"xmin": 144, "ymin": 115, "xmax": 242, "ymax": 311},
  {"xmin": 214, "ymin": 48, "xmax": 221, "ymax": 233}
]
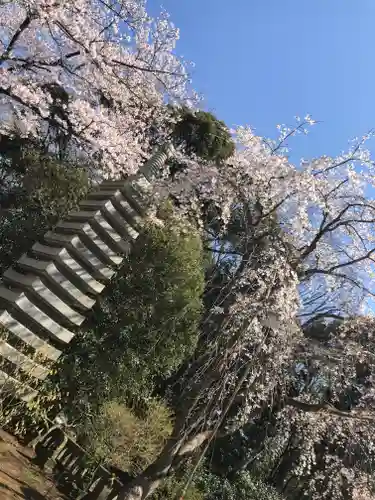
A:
[
  {"xmin": 0, "ymin": 430, "xmax": 66, "ymax": 499},
  {"xmin": 0, "ymin": 481, "xmax": 49, "ymax": 499},
  {"xmin": 22, "ymin": 486, "xmax": 49, "ymax": 500}
]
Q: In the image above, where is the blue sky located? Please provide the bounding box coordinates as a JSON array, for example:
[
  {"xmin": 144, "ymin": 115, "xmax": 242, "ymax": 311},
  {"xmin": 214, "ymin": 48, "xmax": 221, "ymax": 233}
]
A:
[{"xmin": 149, "ymin": 0, "xmax": 375, "ymax": 162}]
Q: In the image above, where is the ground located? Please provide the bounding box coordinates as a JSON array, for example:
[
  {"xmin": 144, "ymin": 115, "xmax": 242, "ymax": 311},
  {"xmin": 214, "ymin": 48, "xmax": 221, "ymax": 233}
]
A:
[{"xmin": 0, "ymin": 430, "xmax": 66, "ymax": 500}]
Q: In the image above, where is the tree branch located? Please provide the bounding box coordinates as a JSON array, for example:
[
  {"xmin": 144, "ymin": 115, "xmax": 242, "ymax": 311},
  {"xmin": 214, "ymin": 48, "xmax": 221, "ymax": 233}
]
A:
[
  {"xmin": 0, "ymin": 16, "xmax": 33, "ymax": 64},
  {"xmin": 287, "ymin": 398, "xmax": 375, "ymax": 422}
]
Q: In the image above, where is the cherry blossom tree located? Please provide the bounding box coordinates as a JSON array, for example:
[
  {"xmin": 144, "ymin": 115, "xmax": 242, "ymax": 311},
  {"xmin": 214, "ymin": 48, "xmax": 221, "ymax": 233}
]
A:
[
  {"xmin": 0, "ymin": 0, "xmax": 194, "ymax": 177},
  {"xmin": 116, "ymin": 120, "xmax": 375, "ymax": 499},
  {"xmin": 228, "ymin": 314, "xmax": 375, "ymax": 500},
  {"xmin": 3, "ymin": 3, "xmax": 375, "ymax": 495}
]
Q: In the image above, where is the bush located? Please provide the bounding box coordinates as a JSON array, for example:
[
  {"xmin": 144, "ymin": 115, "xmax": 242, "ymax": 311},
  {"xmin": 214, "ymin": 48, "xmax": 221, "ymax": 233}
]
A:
[
  {"xmin": 148, "ymin": 463, "xmax": 284, "ymax": 500},
  {"xmin": 196, "ymin": 470, "xmax": 285, "ymax": 500},
  {"xmin": 56, "ymin": 208, "xmax": 204, "ymax": 422},
  {"xmin": 85, "ymin": 399, "xmax": 173, "ymax": 475},
  {"xmin": 0, "ymin": 148, "xmax": 89, "ymax": 272},
  {"xmin": 150, "ymin": 476, "xmax": 204, "ymax": 500},
  {"xmin": 149, "ymin": 459, "xmax": 205, "ymax": 500},
  {"xmin": 172, "ymin": 107, "xmax": 235, "ymax": 163}
]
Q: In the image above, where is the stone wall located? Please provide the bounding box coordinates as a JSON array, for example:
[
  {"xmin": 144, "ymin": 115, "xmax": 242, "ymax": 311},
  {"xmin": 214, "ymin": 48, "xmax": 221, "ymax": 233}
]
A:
[
  {"xmin": 0, "ymin": 147, "xmax": 172, "ymax": 400},
  {"xmin": 31, "ymin": 424, "xmax": 128, "ymax": 499}
]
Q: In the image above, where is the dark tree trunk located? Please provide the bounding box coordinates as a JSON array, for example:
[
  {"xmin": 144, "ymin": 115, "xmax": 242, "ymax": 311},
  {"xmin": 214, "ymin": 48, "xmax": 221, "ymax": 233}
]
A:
[{"xmin": 118, "ymin": 427, "xmax": 212, "ymax": 499}]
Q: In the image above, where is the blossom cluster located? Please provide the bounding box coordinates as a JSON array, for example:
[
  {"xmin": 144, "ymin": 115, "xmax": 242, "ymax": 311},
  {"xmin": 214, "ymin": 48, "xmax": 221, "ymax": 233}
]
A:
[{"xmin": 0, "ymin": 0, "xmax": 194, "ymax": 176}]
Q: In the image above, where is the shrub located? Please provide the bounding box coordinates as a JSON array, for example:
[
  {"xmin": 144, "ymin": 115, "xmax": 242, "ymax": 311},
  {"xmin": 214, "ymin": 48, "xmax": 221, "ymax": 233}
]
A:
[
  {"xmin": 56, "ymin": 208, "xmax": 204, "ymax": 422},
  {"xmin": 0, "ymin": 149, "xmax": 89, "ymax": 272},
  {"xmin": 150, "ymin": 477, "xmax": 204, "ymax": 500},
  {"xmin": 149, "ymin": 460, "xmax": 205, "ymax": 500},
  {"xmin": 197, "ymin": 470, "xmax": 285, "ymax": 500},
  {"xmin": 172, "ymin": 107, "xmax": 235, "ymax": 163},
  {"xmin": 85, "ymin": 399, "xmax": 173, "ymax": 475}
]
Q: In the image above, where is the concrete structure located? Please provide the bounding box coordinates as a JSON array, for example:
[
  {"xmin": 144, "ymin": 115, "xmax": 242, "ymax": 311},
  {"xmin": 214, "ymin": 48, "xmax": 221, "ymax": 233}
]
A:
[
  {"xmin": 0, "ymin": 146, "xmax": 172, "ymax": 400},
  {"xmin": 32, "ymin": 424, "xmax": 125, "ymax": 499}
]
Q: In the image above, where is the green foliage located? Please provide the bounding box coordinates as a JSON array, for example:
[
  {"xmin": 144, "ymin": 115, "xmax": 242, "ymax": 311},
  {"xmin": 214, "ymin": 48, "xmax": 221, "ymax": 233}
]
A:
[
  {"xmin": 0, "ymin": 143, "xmax": 89, "ymax": 433},
  {"xmin": 56, "ymin": 210, "xmax": 204, "ymax": 423},
  {"xmin": 20, "ymin": 151, "xmax": 89, "ymax": 219},
  {"xmin": 147, "ymin": 459, "xmax": 206, "ymax": 500},
  {"xmin": 84, "ymin": 399, "xmax": 173, "ymax": 475},
  {"xmin": 172, "ymin": 107, "xmax": 235, "ymax": 163},
  {"xmin": 150, "ymin": 475, "xmax": 204, "ymax": 500},
  {"xmin": 196, "ymin": 470, "xmax": 285, "ymax": 500},
  {"xmin": 148, "ymin": 465, "xmax": 284, "ymax": 500},
  {"xmin": 0, "ymin": 147, "xmax": 89, "ymax": 272}
]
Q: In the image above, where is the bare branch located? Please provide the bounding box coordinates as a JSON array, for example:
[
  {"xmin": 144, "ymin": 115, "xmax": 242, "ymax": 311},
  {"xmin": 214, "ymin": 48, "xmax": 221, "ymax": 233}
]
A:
[
  {"xmin": 287, "ymin": 398, "xmax": 375, "ymax": 422},
  {"xmin": 0, "ymin": 15, "xmax": 33, "ymax": 64}
]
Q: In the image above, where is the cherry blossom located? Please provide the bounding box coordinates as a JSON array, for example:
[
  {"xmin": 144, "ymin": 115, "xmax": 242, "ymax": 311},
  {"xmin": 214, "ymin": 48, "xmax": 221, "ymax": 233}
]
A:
[
  {"xmin": 0, "ymin": 0, "xmax": 194, "ymax": 177},
  {"xmin": 137, "ymin": 120, "xmax": 375, "ymax": 500}
]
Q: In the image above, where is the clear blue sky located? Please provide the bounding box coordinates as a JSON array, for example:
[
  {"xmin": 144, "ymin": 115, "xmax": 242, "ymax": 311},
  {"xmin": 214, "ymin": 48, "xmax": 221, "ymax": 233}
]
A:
[{"xmin": 149, "ymin": 0, "xmax": 375, "ymax": 161}]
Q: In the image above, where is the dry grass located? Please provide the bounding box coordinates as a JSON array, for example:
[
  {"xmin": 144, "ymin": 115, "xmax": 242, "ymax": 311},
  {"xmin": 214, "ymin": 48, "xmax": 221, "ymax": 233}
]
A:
[{"xmin": 86, "ymin": 399, "xmax": 173, "ymax": 474}]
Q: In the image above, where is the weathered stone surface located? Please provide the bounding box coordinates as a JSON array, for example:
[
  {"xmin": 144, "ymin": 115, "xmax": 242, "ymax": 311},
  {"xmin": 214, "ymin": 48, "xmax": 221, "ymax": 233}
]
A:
[
  {"xmin": 31, "ymin": 243, "xmax": 104, "ymax": 296},
  {"xmin": 67, "ymin": 208, "xmax": 131, "ymax": 255},
  {"xmin": 99, "ymin": 177, "xmax": 152, "ymax": 215},
  {"xmin": 111, "ymin": 193, "xmax": 143, "ymax": 229},
  {"xmin": 93, "ymin": 190, "xmax": 143, "ymax": 239},
  {"xmin": 97, "ymin": 180, "xmax": 128, "ymax": 188},
  {"xmin": 33, "ymin": 426, "xmax": 67, "ymax": 468},
  {"xmin": 101, "ymin": 200, "xmax": 140, "ymax": 241},
  {"xmin": 55, "ymin": 221, "xmax": 123, "ymax": 266},
  {"xmin": 0, "ymin": 285, "xmax": 74, "ymax": 345},
  {"xmin": 44, "ymin": 232, "xmax": 115, "ymax": 281},
  {"xmin": 87, "ymin": 189, "xmax": 122, "ymax": 199},
  {"xmin": 122, "ymin": 181, "xmax": 151, "ymax": 213},
  {"xmin": 0, "ymin": 341, "xmax": 49, "ymax": 380},
  {"xmin": 3, "ymin": 268, "xmax": 85, "ymax": 327},
  {"xmin": 79, "ymin": 465, "xmax": 116, "ymax": 500},
  {"xmin": 0, "ymin": 310, "xmax": 61, "ymax": 361},
  {"xmin": 80, "ymin": 198, "xmax": 140, "ymax": 241},
  {"xmin": 139, "ymin": 146, "xmax": 172, "ymax": 181},
  {"xmin": 0, "ymin": 368, "xmax": 38, "ymax": 401},
  {"xmin": 18, "ymin": 255, "xmax": 95, "ymax": 312},
  {"xmin": 33, "ymin": 425, "xmax": 124, "ymax": 499},
  {"xmin": 129, "ymin": 173, "xmax": 153, "ymax": 197}
]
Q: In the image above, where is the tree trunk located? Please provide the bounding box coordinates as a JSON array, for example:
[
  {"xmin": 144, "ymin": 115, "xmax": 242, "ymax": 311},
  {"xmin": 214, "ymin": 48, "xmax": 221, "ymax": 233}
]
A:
[
  {"xmin": 117, "ymin": 431, "xmax": 212, "ymax": 499},
  {"xmin": 117, "ymin": 475, "xmax": 162, "ymax": 500}
]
